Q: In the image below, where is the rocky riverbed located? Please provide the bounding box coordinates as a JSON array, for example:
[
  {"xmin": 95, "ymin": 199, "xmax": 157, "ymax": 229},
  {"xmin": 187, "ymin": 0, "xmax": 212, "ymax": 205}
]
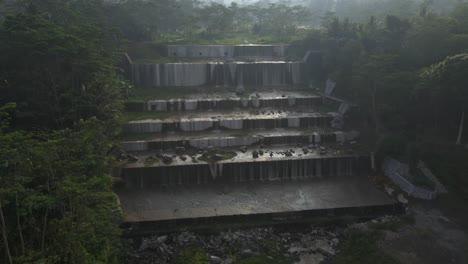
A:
[{"xmin": 125, "ymin": 215, "xmax": 399, "ymax": 264}]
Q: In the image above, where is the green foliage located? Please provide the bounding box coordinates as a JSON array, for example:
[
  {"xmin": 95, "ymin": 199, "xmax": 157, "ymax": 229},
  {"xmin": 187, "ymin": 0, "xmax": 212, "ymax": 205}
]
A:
[
  {"xmin": 0, "ymin": 13, "xmax": 126, "ymax": 127},
  {"xmin": 333, "ymin": 230, "xmax": 400, "ymax": 264},
  {"xmin": 0, "ymin": 2, "xmax": 125, "ymax": 263},
  {"xmin": 174, "ymin": 247, "xmax": 209, "ymax": 264},
  {"xmin": 0, "ymin": 102, "xmax": 15, "ymax": 132},
  {"xmin": 378, "ymin": 134, "xmax": 409, "ymax": 160},
  {"xmin": 198, "ymin": 149, "xmax": 237, "ymax": 163},
  {"xmin": 105, "ymin": 0, "xmax": 312, "ymax": 44},
  {"xmin": 0, "ymin": 116, "xmax": 122, "ymax": 263},
  {"xmin": 417, "ymin": 143, "xmax": 468, "ymax": 199}
]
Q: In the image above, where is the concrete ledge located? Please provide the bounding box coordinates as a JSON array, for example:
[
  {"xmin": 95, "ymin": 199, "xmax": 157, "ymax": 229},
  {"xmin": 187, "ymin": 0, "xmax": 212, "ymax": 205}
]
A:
[{"xmin": 117, "ymin": 178, "xmax": 401, "ymax": 235}]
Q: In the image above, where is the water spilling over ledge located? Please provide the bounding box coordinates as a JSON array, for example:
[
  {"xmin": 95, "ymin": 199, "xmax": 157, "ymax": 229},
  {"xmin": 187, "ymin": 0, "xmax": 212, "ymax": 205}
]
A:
[
  {"xmin": 117, "ymin": 43, "xmax": 399, "ymax": 232},
  {"xmin": 131, "ymin": 61, "xmax": 305, "ymax": 88},
  {"xmin": 122, "ymin": 154, "xmax": 369, "ymax": 188}
]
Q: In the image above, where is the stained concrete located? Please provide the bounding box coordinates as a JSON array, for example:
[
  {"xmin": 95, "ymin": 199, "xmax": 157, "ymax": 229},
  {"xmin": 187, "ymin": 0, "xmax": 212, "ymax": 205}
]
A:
[
  {"xmin": 117, "ymin": 178, "xmax": 394, "ymax": 223},
  {"xmin": 124, "ymin": 145, "xmax": 362, "ymax": 168},
  {"xmin": 121, "ymin": 128, "xmax": 354, "ymax": 151}
]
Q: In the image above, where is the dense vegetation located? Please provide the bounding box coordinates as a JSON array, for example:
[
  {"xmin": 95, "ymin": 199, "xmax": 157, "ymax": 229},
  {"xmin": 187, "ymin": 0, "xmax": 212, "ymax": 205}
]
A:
[
  {"xmin": 0, "ymin": 1, "xmax": 127, "ymax": 263},
  {"xmin": 1, "ymin": 0, "xmax": 468, "ymax": 263}
]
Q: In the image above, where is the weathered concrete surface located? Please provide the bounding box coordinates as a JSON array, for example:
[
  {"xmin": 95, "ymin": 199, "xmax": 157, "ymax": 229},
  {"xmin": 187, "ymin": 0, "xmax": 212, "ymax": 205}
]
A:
[
  {"xmin": 166, "ymin": 44, "xmax": 288, "ymax": 58},
  {"xmin": 117, "ymin": 178, "xmax": 394, "ymax": 223},
  {"xmin": 123, "ymin": 145, "xmax": 362, "ymax": 168},
  {"xmin": 121, "ymin": 128, "xmax": 358, "ymax": 151},
  {"xmin": 122, "ymin": 110, "xmax": 335, "ymax": 133},
  {"xmin": 131, "ymin": 61, "xmax": 304, "ymax": 88}
]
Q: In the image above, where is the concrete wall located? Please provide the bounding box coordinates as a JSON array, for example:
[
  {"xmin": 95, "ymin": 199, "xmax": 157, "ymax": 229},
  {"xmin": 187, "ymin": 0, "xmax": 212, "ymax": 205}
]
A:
[
  {"xmin": 122, "ymin": 156, "xmax": 370, "ymax": 188},
  {"xmin": 136, "ymin": 96, "xmax": 321, "ymax": 112},
  {"xmin": 131, "ymin": 61, "xmax": 305, "ymax": 88},
  {"xmin": 122, "ymin": 114, "xmax": 333, "ymax": 133},
  {"xmin": 121, "ymin": 132, "xmax": 342, "ymax": 152},
  {"xmin": 166, "ymin": 45, "xmax": 288, "ymax": 58},
  {"xmin": 121, "ymin": 203, "xmax": 404, "ymax": 235}
]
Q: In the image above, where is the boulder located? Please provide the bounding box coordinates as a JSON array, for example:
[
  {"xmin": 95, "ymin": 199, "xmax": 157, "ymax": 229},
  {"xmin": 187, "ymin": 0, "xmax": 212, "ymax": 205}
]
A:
[
  {"xmin": 210, "ymin": 255, "xmax": 222, "ymax": 264},
  {"xmin": 240, "ymin": 146, "xmax": 248, "ymax": 153},
  {"xmin": 127, "ymin": 154, "xmax": 138, "ymax": 162},
  {"xmin": 252, "ymin": 150, "xmax": 259, "ymax": 158},
  {"xmin": 162, "ymin": 155, "xmax": 173, "ymax": 164}
]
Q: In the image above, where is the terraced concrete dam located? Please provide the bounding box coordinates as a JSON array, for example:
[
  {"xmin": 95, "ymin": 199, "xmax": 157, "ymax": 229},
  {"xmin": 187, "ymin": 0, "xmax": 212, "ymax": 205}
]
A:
[{"xmin": 117, "ymin": 45, "xmax": 401, "ymax": 234}]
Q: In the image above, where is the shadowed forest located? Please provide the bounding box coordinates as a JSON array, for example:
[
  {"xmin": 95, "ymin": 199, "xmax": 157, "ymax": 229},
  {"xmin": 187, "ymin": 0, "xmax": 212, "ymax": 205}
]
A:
[{"xmin": 0, "ymin": 0, "xmax": 467, "ymax": 263}]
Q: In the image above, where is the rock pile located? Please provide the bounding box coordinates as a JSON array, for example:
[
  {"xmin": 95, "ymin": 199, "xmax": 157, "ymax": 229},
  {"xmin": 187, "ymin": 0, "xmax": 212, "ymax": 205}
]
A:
[{"xmin": 126, "ymin": 226, "xmax": 343, "ymax": 264}]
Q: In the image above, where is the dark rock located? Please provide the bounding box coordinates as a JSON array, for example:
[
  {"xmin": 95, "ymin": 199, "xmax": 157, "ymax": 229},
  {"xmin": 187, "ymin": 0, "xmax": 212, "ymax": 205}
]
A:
[
  {"xmin": 127, "ymin": 154, "xmax": 138, "ymax": 162},
  {"xmin": 157, "ymin": 235, "xmax": 168, "ymax": 243},
  {"xmin": 285, "ymin": 151, "xmax": 293, "ymax": 157},
  {"xmin": 259, "ymin": 150, "xmax": 264, "ymax": 156},
  {"xmin": 240, "ymin": 146, "xmax": 248, "ymax": 153},
  {"xmin": 180, "ymin": 156, "xmax": 187, "ymax": 161},
  {"xmin": 162, "ymin": 155, "xmax": 173, "ymax": 164},
  {"xmin": 252, "ymin": 150, "xmax": 259, "ymax": 158},
  {"xmin": 118, "ymin": 152, "xmax": 127, "ymax": 161}
]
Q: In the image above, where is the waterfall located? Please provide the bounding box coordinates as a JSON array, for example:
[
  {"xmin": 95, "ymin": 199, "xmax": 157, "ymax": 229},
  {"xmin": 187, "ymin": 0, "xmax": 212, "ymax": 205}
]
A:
[
  {"xmin": 188, "ymin": 137, "xmax": 259, "ymax": 148},
  {"xmin": 184, "ymin": 100, "xmax": 198, "ymax": 111},
  {"xmin": 123, "ymin": 121, "xmax": 163, "ymax": 133},
  {"xmin": 122, "ymin": 141, "xmax": 148, "ymax": 151},
  {"xmin": 241, "ymin": 98, "xmax": 249, "ymax": 108},
  {"xmin": 179, "ymin": 119, "xmax": 213, "ymax": 132},
  {"xmin": 131, "ymin": 60, "xmax": 305, "ymax": 88},
  {"xmin": 288, "ymin": 117, "xmax": 300, "ymax": 128},
  {"xmin": 335, "ymin": 131, "xmax": 345, "ymax": 143},
  {"xmin": 219, "ymin": 119, "xmax": 243, "ymax": 130},
  {"xmin": 252, "ymin": 98, "xmax": 260, "ymax": 108},
  {"xmin": 313, "ymin": 132, "xmax": 321, "ymax": 144},
  {"xmin": 228, "ymin": 63, "xmax": 237, "ymax": 82},
  {"xmin": 147, "ymin": 100, "xmax": 167, "ymax": 111}
]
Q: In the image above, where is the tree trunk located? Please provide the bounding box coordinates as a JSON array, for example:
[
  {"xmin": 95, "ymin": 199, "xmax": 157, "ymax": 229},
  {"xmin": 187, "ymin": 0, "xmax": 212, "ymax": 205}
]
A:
[
  {"xmin": 456, "ymin": 109, "xmax": 465, "ymax": 145},
  {"xmin": 15, "ymin": 194, "xmax": 25, "ymax": 255},
  {"xmin": 41, "ymin": 207, "xmax": 48, "ymax": 252},
  {"xmin": 0, "ymin": 201, "xmax": 13, "ymax": 264}
]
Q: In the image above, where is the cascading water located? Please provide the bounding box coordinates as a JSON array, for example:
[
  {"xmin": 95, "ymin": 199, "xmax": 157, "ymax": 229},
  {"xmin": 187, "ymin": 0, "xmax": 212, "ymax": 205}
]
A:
[
  {"xmin": 122, "ymin": 156, "xmax": 367, "ymax": 188},
  {"xmin": 131, "ymin": 61, "xmax": 305, "ymax": 88}
]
